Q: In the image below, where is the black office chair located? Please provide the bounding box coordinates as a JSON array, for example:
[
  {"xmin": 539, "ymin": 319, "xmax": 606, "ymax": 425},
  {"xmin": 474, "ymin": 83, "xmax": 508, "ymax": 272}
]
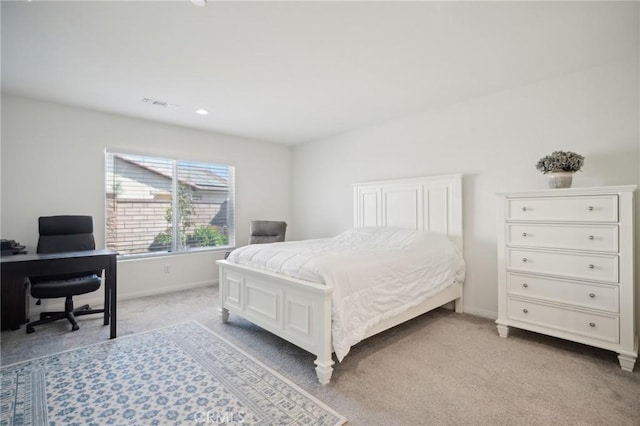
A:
[
  {"xmin": 26, "ymin": 215, "xmax": 104, "ymax": 334},
  {"xmin": 248, "ymin": 220, "xmax": 287, "ymax": 244}
]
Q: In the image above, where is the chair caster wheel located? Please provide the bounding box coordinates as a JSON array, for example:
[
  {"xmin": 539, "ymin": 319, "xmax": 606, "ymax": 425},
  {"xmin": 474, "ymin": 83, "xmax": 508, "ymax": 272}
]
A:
[
  {"xmin": 71, "ymin": 324, "xmax": 79, "ymax": 331},
  {"xmin": 26, "ymin": 327, "xmax": 35, "ymax": 334}
]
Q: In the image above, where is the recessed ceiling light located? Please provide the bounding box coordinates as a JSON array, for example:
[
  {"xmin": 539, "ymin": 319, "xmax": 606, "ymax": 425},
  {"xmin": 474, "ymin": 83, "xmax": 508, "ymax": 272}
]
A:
[
  {"xmin": 195, "ymin": 108, "xmax": 209, "ymax": 116},
  {"xmin": 191, "ymin": 0, "xmax": 207, "ymax": 7}
]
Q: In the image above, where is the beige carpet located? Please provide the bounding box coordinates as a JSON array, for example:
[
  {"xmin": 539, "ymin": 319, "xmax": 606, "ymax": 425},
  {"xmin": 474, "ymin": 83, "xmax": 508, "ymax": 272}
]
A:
[{"xmin": 2, "ymin": 286, "xmax": 639, "ymax": 425}]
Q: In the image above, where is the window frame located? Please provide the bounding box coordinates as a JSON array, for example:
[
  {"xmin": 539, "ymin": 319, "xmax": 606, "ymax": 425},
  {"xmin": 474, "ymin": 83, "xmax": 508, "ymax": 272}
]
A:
[{"xmin": 105, "ymin": 150, "xmax": 235, "ymax": 258}]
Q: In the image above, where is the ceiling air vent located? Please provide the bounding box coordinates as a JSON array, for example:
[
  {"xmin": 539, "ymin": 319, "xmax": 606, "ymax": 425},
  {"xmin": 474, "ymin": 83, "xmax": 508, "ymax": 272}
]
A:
[{"xmin": 142, "ymin": 97, "xmax": 170, "ymax": 108}]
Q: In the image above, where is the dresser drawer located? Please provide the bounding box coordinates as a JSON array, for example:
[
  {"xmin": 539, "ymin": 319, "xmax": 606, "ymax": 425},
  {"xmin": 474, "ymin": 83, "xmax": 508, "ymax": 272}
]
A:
[
  {"xmin": 507, "ymin": 223, "xmax": 618, "ymax": 252},
  {"xmin": 507, "ymin": 273, "xmax": 619, "ymax": 313},
  {"xmin": 507, "ymin": 298, "xmax": 619, "ymax": 343},
  {"xmin": 507, "ymin": 248, "xmax": 618, "ymax": 283},
  {"xmin": 507, "ymin": 196, "xmax": 618, "ymax": 222}
]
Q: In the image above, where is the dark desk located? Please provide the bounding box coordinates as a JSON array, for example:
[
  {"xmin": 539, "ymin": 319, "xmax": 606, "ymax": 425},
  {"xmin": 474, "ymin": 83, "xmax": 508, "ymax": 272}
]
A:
[{"xmin": 1, "ymin": 249, "xmax": 117, "ymax": 338}]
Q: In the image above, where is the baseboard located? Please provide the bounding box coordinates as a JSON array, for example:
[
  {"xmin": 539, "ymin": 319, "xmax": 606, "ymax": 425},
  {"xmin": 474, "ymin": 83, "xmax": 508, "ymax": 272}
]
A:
[
  {"xmin": 27, "ymin": 282, "xmax": 497, "ymax": 324},
  {"xmin": 462, "ymin": 306, "xmax": 497, "ymax": 320},
  {"xmin": 28, "ymin": 280, "xmax": 217, "ymax": 317},
  {"xmin": 117, "ymin": 279, "xmax": 217, "ymax": 302}
]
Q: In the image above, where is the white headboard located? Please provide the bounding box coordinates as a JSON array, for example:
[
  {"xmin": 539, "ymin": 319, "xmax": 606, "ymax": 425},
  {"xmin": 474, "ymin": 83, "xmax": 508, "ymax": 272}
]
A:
[{"xmin": 353, "ymin": 174, "xmax": 463, "ymax": 251}]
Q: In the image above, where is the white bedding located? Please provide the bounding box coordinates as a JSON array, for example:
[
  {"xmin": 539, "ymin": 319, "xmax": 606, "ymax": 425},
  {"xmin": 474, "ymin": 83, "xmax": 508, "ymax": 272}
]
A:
[{"xmin": 226, "ymin": 227, "xmax": 465, "ymax": 361}]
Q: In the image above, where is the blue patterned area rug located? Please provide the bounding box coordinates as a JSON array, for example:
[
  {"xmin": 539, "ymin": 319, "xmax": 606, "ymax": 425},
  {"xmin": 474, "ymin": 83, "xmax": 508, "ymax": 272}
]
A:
[{"xmin": 0, "ymin": 321, "xmax": 346, "ymax": 425}]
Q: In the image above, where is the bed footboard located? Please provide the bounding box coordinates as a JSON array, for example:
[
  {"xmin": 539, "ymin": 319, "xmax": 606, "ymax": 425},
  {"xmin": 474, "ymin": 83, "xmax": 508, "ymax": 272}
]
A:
[{"xmin": 217, "ymin": 260, "xmax": 335, "ymax": 384}]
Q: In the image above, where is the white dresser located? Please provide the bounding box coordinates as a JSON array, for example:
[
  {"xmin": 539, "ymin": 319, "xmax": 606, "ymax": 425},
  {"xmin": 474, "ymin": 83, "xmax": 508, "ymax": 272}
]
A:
[{"xmin": 496, "ymin": 185, "xmax": 637, "ymax": 371}]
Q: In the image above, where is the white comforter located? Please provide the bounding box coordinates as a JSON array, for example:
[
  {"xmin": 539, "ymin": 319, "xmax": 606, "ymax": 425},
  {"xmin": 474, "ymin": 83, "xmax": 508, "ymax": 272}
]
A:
[{"xmin": 226, "ymin": 227, "xmax": 465, "ymax": 361}]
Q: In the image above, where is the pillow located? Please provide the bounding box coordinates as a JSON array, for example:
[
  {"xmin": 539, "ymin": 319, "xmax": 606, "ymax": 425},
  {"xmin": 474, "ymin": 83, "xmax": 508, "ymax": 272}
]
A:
[{"xmin": 334, "ymin": 227, "xmax": 427, "ymax": 249}]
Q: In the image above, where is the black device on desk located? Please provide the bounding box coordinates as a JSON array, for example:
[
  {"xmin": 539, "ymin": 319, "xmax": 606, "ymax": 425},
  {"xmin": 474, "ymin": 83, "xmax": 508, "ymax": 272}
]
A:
[{"xmin": 1, "ymin": 239, "xmax": 27, "ymax": 256}]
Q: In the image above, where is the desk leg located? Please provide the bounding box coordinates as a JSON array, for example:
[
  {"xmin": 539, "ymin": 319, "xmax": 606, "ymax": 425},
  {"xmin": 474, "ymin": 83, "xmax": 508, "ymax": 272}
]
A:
[
  {"xmin": 106, "ymin": 255, "xmax": 117, "ymax": 339},
  {"xmin": 1, "ymin": 277, "xmax": 28, "ymax": 331},
  {"xmin": 103, "ymin": 272, "xmax": 110, "ymax": 327}
]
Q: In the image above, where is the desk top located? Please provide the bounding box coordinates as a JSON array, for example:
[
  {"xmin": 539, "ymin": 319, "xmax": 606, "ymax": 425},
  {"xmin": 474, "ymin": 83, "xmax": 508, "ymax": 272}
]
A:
[{"xmin": 0, "ymin": 249, "xmax": 117, "ymax": 264}]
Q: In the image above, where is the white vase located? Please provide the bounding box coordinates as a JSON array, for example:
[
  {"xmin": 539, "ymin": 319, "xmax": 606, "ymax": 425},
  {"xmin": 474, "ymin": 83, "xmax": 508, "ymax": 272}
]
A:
[{"xmin": 547, "ymin": 170, "xmax": 573, "ymax": 188}]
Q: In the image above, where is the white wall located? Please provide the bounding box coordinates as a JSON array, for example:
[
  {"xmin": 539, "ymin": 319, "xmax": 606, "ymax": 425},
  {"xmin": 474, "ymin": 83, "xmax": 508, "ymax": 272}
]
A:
[
  {"xmin": 1, "ymin": 94, "xmax": 293, "ymax": 312},
  {"xmin": 292, "ymin": 58, "xmax": 639, "ymax": 319},
  {"xmin": 2, "ymin": 7, "xmax": 638, "ymax": 327},
  {"xmin": 637, "ymin": 5, "xmax": 640, "ymax": 342}
]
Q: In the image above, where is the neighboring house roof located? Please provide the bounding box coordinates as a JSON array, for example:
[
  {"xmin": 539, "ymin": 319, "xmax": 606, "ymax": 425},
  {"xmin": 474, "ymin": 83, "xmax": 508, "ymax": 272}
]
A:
[
  {"xmin": 210, "ymin": 200, "xmax": 228, "ymax": 227},
  {"xmin": 115, "ymin": 154, "xmax": 228, "ymax": 191}
]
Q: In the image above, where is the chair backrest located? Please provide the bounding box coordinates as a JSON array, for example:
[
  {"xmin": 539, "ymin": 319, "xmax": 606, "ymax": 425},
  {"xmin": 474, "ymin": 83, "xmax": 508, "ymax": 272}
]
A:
[
  {"xmin": 249, "ymin": 220, "xmax": 287, "ymax": 244},
  {"xmin": 37, "ymin": 216, "xmax": 96, "ymax": 254}
]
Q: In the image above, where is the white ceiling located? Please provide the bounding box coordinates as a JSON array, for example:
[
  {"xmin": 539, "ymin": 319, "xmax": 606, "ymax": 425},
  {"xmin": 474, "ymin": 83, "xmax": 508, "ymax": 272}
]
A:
[{"xmin": 2, "ymin": 1, "xmax": 638, "ymax": 145}]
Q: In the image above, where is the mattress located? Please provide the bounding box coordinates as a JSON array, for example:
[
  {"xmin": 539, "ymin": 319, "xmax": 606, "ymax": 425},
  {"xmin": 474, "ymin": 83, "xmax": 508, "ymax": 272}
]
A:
[{"xmin": 227, "ymin": 227, "xmax": 465, "ymax": 361}]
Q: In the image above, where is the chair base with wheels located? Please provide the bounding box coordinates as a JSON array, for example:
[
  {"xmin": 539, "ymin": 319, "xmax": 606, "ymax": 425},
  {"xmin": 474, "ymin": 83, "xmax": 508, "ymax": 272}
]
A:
[
  {"xmin": 27, "ymin": 273, "xmax": 103, "ymax": 333},
  {"xmin": 27, "ymin": 298, "xmax": 103, "ymax": 333}
]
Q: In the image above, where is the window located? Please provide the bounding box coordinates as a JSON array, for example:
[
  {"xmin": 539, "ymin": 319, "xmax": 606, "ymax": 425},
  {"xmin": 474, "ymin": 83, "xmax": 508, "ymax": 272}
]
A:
[{"xmin": 105, "ymin": 152, "xmax": 234, "ymax": 256}]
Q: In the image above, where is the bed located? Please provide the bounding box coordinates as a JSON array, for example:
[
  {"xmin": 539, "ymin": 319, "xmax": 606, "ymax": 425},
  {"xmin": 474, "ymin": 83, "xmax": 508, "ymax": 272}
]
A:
[{"xmin": 217, "ymin": 174, "xmax": 465, "ymax": 384}]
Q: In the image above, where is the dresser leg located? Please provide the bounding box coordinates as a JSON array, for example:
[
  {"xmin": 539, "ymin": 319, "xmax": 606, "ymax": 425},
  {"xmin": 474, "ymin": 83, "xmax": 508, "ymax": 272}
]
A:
[
  {"xmin": 618, "ymin": 353, "xmax": 636, "ymax": 372},
  {"xmin": 496, "ymin": 323, "xmax": 510, "ymax": 338}
]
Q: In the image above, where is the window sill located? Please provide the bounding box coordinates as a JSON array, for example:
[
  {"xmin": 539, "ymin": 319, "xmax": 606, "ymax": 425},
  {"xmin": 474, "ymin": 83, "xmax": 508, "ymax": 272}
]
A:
[{"xmin": 116, "ymin": 246, "xmax": 234, "ymax": 261}]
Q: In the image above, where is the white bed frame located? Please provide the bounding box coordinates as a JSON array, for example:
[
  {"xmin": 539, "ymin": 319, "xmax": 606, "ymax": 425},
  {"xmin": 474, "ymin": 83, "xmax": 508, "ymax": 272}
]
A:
[{"xmin": 217, "ymin": 174, "xmax": 464, "ymax": 384}]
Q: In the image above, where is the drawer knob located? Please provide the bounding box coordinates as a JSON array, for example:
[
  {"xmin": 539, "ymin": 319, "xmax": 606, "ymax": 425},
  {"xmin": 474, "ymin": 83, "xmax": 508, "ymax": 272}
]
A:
[
  {"xmin": 589, "ymin": 322, "xmax": 596, "ymax": 328},
  {"xmin": 589, "ymin": 293, "xmax": 596, "ymax": 298},
  {"xmin": 522, "ymin": 257, "xmax": 528, "ymax": 263},
  {"xmin": 522, "ymin": 207, "xmax": 527, "ymax": 212},
  {"xmin": 588, "ymin": 206, "xmax": 594, "ymax": 211},
  {"xmin": 522, "ymin": 232, "xmax": 528, "ymax": 237},
  {"xmin": 588, "ymin": 235, "xmax": 595, "ymax": 240},
  {"xmin": 523, "ymin": 309, "xmax": 528, "ymax": 314},
  {"xmin": 588, "ymin": 264, "xmax": 595, "ymax": 269},
  {"xmin": 522, "ymin": 283, "xmax": 529, "ymax": 288}
]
